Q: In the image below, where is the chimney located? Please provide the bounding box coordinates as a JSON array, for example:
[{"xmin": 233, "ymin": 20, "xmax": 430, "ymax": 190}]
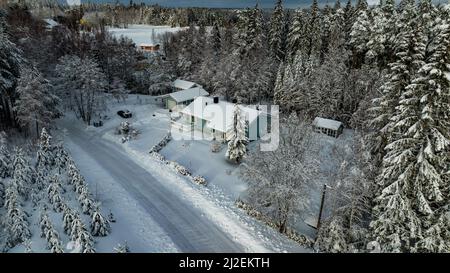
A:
[{"xmin": 213, "ymin": 97, "xmax": 219, "ymax": 104}]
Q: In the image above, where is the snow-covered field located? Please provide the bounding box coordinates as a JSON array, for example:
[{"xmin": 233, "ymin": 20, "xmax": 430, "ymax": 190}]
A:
[{"xmin": 107, "ymin": 25, "xmax": 186, "ymax": 46}]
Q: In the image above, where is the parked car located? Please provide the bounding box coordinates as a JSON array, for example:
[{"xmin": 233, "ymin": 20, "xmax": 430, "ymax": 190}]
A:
[{"xmin": 117, "ymin": 110, "xmax": 132, "ymax": 118}]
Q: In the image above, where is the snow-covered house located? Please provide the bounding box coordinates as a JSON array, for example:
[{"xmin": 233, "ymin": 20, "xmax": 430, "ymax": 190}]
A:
[
  {"xmin": 43, "ymin": 18, "xmax": 59, "ymax": 31},
  {"xmin": 177, "ymin": 96, "xmax": 269, "ymax": 141},
  {"xmin": 165, "ymin": 87, "xmax": 209, "ymax": 111},
  {"xmin": 312, "ymin": 117, "xmax": 343, "ymax": 138},
  {"xmin": 172, "ymin": 79, "xmax": 201, "ymax": 91}
]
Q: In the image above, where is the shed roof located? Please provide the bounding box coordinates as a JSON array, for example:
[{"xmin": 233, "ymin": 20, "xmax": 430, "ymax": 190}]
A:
[
  {"xmin": 313, "ymin": 117, "xmax": 343, "ymax": 131},
  {"xmin": 173, "ymin": 79, "xmax": 199, "ymax": 90},
  {"xmin": 44, "ymin": 19, "xmax": 59, "ymax": 28},
  {"xmin": 181, "ymin": 96, "xmax": 262, "ymax": 133},
  {"xmin": 169, "ymin": 87, "xmax": 209, "ymax": 103}
]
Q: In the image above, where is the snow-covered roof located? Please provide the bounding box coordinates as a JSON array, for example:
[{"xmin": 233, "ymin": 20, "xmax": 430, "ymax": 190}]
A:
[
  {"xmin": 181, "ymin": 96, "xmax": 262, "ymax": 133},
  {"xmin": 140, "ymin": 43, "xmax": 160, "ymax": 47},
  {"xmin": 172, "ymin": 79, "xmax": 199, "ymax": 90},
  {"xmin": 44, "ymin": 19, "xmax": 59, "ymax": 29},
  {"xmin": 169, "ymin": 87, "xmax": 209, "ymax": 103},
  {"xmin": 313, "ymin": 117, "xmax": 343, "ymax": 131}
]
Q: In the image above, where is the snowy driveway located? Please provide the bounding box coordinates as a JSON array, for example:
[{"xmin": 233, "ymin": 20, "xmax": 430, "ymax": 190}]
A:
[{"xmin": 64, "ymin": 124, "xmax": 244, "ymax": 252}]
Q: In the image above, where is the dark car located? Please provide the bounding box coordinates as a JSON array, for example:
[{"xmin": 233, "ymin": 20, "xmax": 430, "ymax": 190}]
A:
[{"xmin": 117, "ymin": 110, "xmax": 132, "ymax": 119}]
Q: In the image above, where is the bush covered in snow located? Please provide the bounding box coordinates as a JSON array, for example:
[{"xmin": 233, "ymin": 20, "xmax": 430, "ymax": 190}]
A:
[
  {"xmin": 167, "ymin": 161, "xmax": 191, "ymax": 176},
  {"xmin": 193, "ymin": 175, "xmax": 207, "ymax": 186},
  {"xmin": 149, "ymin": 132, "xmax": 172, "ymax": 153},
  {"xmin": 236, "ymin": 199, "xmax": 313, "ymax": 248}
]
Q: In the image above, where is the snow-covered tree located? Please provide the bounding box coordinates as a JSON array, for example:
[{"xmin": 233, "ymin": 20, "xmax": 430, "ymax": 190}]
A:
[
  {"xmin": 286, "ymin": 9, "xmax": 305, "ymax": 61},
  {"xmin": 114, "ymin": 242, "xmax": 130, "ymax": 253},
  {"xmin": 315, "ymin": 136, "xmax": 373, "ymax": 253},
  {"xmin": 39, "ymin": 210, "xmax": 64, "ymax": 253},
  {"xmin": 12, "ymin": 147, "xmax": 32, "ymax": 198},
  {"xmin": 269, "ymin": 0, "xmax": 286, "ymax": 62},
  {"xmin": 70, "ymin": 215, "xmax": 95, "ymax": 253},
  {"xmin": 54, "ymin": 55, "xmax": 107, "ymax": 125},
  {"xmin": 305, "ymin": 0, "xmax": 322, "ymax": 57},
  {"xmin": 90, "ymin": 208, "xmax": 111, "ymax": 237},
  {"xmin": 0, "ymin": 131, "xmax": 11, "ymax": 178},
  {"xmin": 349, "ymin": 7, "xmax": 372, "ymax": 66},
  {"xmin": 109, "ymin": 77, "xmax": 129, "ymax": 103},
  {"xmin": 14, "ymin": 68, "xmax": 60, "ymax": 137},
  {"xmin": 3, "ymin": 181, "xmax": 31, "ymax": 248},
  {"xmin": 316, "ymin": 218, "xmax": 349, "ymax": 253},
  {"xmin": 62, "ymin": 204, "xmax": 76, "ymax": 235},
  {"xmin": 36, "ymin": 128, "xmax": 54, "ymax": 172},
  {"xmin": 78, "ymin": 186, "xmax": 95, "ymax": 215},
  {"xmin": 47, "ymin": 175, "xmax": 64, "ymax": 213},
  {"xmin": 241, "ymin": 114, "xmax": 318, "ymax": 233},
  {"xmin": 0, "ymin": 15, "xmax": 22, "ymax": 130},
  {"xmin": 54, "ymin": 144, "xmax": 69, "ymax": 174},
  {"xmin": 226, "ymin": 105, "xmax": 248, "ymax": 164},
  {"xmin": 370, "ymin": 14, "xmax": 450, "ymax": 253}
]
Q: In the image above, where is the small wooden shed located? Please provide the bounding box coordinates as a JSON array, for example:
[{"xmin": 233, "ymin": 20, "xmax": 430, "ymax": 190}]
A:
[{"xmin": 313, "ymin": 117, "xmax": 344, "ymax": 138}]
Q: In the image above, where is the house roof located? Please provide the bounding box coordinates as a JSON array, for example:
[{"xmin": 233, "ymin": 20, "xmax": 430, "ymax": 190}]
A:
[
  {"xmin": 140, "ymin": 43, "xmax": 160, "ymax": 47},
  {"xmin": 44, "ymin": 19, "xmax": 59, "ymax": 29},
  {"xmin": 181, "ymin": 96, "xmax": 262, "ymax": 133},
  {"xmin": 173, "ymin": 79, "xmax": 199, "ymax": 90},
  {"xmin": 313, "ymin": 117, "xmax": 343, "ymax": 131},
  {"xmin": 169, "ymin": 87, "xmax": 209, "ymax": 103}
]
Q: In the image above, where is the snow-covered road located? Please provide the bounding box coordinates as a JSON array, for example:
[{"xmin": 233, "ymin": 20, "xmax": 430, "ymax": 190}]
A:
[{"xmin": 65, "ymin": 124, "xmax": 244, "ymax": 252}]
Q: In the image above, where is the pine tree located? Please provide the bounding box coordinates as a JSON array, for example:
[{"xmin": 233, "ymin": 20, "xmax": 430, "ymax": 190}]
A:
[
  {"xmin": 54, "ymin": 144, "xmax": 69, "ymax": 174},
  {"xmin": 368, "ymin": 3, "xmax": 425, "ymax": 164},
  {"xmin": 269, "ymin": 0, "xmax": 285, "ymax": 62},
  {"xmin": 305, "ymin": 0, "xmax": 322, "ymax": 57},
  {"xmin": 62, "ymin": 204, "xmax": 76, "ymax": 235},
  {"xmin": 365, "ymin": 2, "xmax": 397, "ymax": 67},
  {"xmin": 3, "ymin": 181, "xmax": 31, "ymax": 248},
  {"xmin": 70, "ymin": 215, "xmax": 95, "ymax": 253},
  {"xmin": 349, "ymin": 8, "xmax": 372, "ymax": 66},
  {"xmin": 12, "ymin": 147, "xmax": 32, "ymax": 198},
  {"xmin": 36, "ymin": 128, "xmax": 54, "ymax": 173},
  {"xmin": 370, "ymin": 8, "xmax": 450, "ymax": 253},
  {"xmin": 78, "ymin": 186, "xmax": 95, "ymax": 215},
  {"xmin": 403, "ymin": 17, "xmax": 450, "ymax": 252},
  {"xmin": 316, "ymin": 218, "xmax": 348, "ymax": 253},
  {"xmin": 47, "ymin": 175, "xmax": 64, "ymax": 213},
  {"xmin": 0, "ymin": 131, "xmax": 11, "ymax": 178},
  {"xmin": 90, "ymin": 208, "xmax": 111, "ymax": 236},
  {"xmin": 0, "ymin": 14, "xmax": 22, "ymax": 130},
  {"xmin": 225, "ymin": 105, "xmax": 248, "ymax": 164},
  {"xmin": 210, "ymin": 23, "xmax": 221, "ymax": 58},
  {"xmin": 39, "ymin": 209, "xmax": 64, "ymax": 253},
  {"xmin": 286, "ymin": 9, "xmax": 305, "ymax": 61}
]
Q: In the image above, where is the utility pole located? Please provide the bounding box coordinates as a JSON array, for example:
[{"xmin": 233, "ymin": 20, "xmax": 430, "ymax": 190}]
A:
[{"xmin": 317, "ymin": 184, "xmax": 328, "ymax": 230}]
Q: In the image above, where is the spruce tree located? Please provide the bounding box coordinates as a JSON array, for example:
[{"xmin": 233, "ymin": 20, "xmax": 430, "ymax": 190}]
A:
[
  {"xmin": 36, "ymin": 128, "xmax": 54, "ymax": 174},
  {"xmin": 370, "ymin": 6, "xmax": 450, "ymax": 253},
  {"xmin": 90, "ymin": 208, "xmax": 111, "ymax": 237},
  {"xmin": 12, "ymin": 147, "xmax": 32, "ymax": 198},
  {"xmin": 226, "ymin": 105, "xmax": 248, "ymax": 164},
  {"xmin": 269, "ymin": 0, "xmax": 285, "ymax": 62},
  {"xmin": 0, "ymin": 131, "xmax": 11, "ymax": 178},
  {"xmin": 286, "ymin": 9, "xmax": 304, "ymax": 61},
  {"xmin": 368, "ymin": 3, "xmax": 424, "ymax": 164}
]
